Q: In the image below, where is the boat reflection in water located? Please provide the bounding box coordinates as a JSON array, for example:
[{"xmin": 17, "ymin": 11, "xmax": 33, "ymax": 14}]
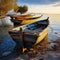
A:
[{"xmin": 9, "ymin": 17, "xmax": 49, "ymax": 52}]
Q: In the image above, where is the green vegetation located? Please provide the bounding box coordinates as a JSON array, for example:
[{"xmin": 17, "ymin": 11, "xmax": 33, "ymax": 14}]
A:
[{"xmin": 17, "ymin": 5, "xmax": 28, "ymax": 14}]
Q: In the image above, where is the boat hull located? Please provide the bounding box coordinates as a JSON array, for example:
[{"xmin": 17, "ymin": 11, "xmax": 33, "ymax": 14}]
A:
[
  {"xmin": 34, "ymin": 27, "xmax": 49, "ymax": 45},
  {"xmin": 9, "ymin": 17, "xmax": 49, "ymax": 51},
  {"xmin": 10, "ymin": 17, "xmax": 41, "ymax": 25},
  {"xmin": 22, "ymin": 27, "xmax": 49, "ymax": 48},
  {"xmin": 21, "ymin": 17, "xmax": 41, "ymax": 25},
  {"xmin": 9, "ymin": 26, "xmax": 49, "ymax": 49}
]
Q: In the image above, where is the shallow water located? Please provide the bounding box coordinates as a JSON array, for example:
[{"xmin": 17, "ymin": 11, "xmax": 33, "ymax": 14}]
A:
[{"xmin": 42, "ymin": 14, "xmax": 60, "ymax": 40}]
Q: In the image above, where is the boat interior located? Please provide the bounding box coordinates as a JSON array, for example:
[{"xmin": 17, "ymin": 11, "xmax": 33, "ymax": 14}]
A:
[
  {"xmin": 26, "ymin": 16, "xmax": 41, "ymax": 20},
  {"xmin": 23, "ymin": 19, "xmax": 49, "ymax": 34},
  {"xmin": 9, "ymin": 19, "xmax": 49, "ymax": 34}
]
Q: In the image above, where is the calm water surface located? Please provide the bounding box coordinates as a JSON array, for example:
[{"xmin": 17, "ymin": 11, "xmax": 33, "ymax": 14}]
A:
[{"xmin": 42, "ymin": 14, "xmax": 60, "ymax": 26}]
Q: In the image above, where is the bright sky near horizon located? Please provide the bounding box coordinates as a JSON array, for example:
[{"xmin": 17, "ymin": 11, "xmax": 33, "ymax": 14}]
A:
[{"xmin": 18, "ymin": 0, "xmax": 60, "ymax": 14}]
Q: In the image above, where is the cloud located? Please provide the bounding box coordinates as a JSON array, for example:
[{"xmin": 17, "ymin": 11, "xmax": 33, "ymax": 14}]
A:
[
  {"xmin": 53, "ymin": 2, "xmax": 60, "ymax": 7},
  {"xmin": 26, "ymin": 4, "xmax": 60, "ymax": 14},
  {"xmin": 18, "ymin": 0, "xmax": 60, "ymax": 5},
  {"xmin": 17, "ymin": 0, "xmax": 60, "ymax": 14}
]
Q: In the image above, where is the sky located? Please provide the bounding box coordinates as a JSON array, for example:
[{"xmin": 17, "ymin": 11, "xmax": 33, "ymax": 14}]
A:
[{"xmin": 17, "ymin": 0, "xmax": 60, "ymax": 14}]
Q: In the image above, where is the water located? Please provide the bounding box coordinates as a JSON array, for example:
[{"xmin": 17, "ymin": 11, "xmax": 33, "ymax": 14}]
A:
[
  {"xmin": 41, "ymin": 14, "xmax": 60, "ymax": 26},
  {"xmin": 40, "ymin": 14, "xmax": 60, "ymax": 41}
]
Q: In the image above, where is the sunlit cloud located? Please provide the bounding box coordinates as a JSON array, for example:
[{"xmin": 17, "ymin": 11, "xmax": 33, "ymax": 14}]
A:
[
  {"xmin": 17, "ymin": 0, "xmax": 60, "ymax": 14},
  {"xmin": 27, "ymin": 4, "xmax": 60, "ymax": 14},
  {"xmin": 52, "ymin": 2, "xmax": 60, "ymax": 7}
]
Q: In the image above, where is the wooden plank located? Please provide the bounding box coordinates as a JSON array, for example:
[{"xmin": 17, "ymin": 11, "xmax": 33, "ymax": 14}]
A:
[
  {"xmin": 34, "ymin": 27, "xmax": 49, "ymax": 45},
  {"xmin": 24, "ymin": 37, "xmax": 36, "ymax": 42}
]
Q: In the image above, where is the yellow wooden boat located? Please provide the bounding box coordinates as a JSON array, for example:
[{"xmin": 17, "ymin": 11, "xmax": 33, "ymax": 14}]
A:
[
  {"xmin": 7, "ymin": 14, "xmax": 42, "ymax": 25},
  {"xmin": 9, "ymin": 17, "xmax": 49, "ymax": 51}
]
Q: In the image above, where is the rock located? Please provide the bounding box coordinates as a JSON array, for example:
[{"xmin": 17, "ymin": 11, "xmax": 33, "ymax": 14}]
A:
[
  {"xmin": 2, "ymin": 51, "xmax": 11, "ymax": 56},
  {"xmin": 0, "ymin": 17, "xmax": 13, "ymax": 26},
  {"xmin": 47, "ymin": 43, "xmax": 58, "ymax": 50},
  {"xmin": 54, "ymin": 32, "xmax": 58, "ymax": 34},
  {"xmin": 39, "ymin": 58, "xmax": 44, "ymax": 60}
]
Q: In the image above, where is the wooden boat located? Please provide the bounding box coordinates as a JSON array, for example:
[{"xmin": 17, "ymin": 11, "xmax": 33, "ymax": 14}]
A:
[
  {"xmin": 9, "ymin": 17, "xmax": 49, "ymax": 51},
  {"xmin": 7, "ymin": 14, "xmax": 42, "ymax": 25}
]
